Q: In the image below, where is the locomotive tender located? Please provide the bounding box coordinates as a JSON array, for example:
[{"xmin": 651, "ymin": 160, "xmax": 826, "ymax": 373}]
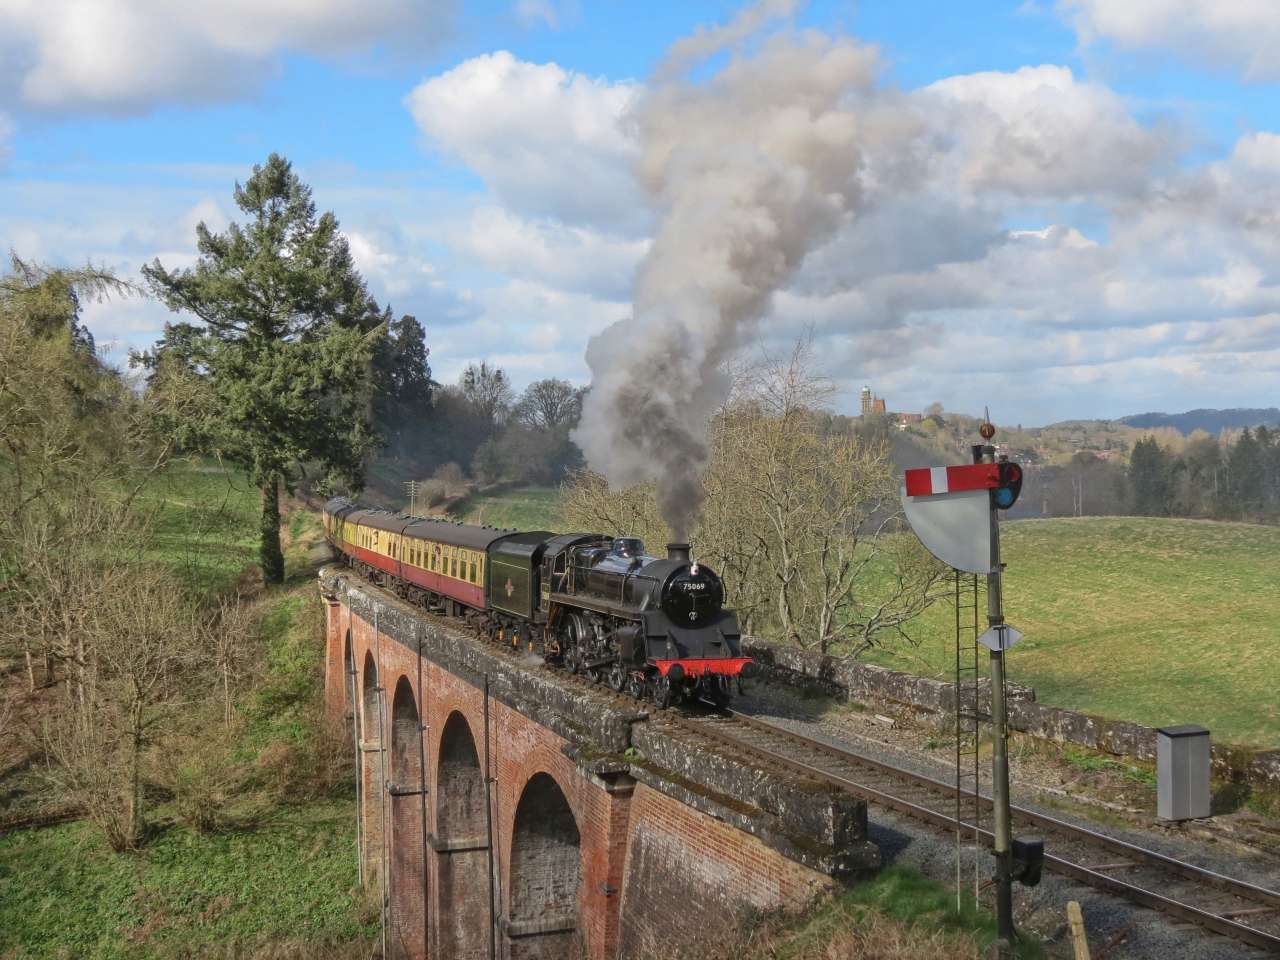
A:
[{"xmin": 322, "ymin": 497, "xmax": 752, "ymax": 708}]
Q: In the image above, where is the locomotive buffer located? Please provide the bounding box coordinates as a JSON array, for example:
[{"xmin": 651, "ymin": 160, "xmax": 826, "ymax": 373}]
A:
[{"xmin": 901, "ymin": 423, "xmax": 1040, "ymax": 957}]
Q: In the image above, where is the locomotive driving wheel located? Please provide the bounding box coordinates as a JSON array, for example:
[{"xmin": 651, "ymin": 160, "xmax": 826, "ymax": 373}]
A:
[
  {"xmin": 625, "ymin": 671, "xmax": 645, "ymax": 700},
  {"xmin": 607, "ymin": 661, "xmax": 626, "ymax": 692},
  {"xmin": 706, "ymin": 677, "xmax": 731, "ymax": 710},
  {"xmin": 651, "ymin": 675, "xmax": 673, "ymax": 710}
]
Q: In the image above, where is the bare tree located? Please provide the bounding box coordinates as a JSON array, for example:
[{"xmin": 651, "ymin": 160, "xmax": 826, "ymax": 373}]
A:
[
  {"xmin": 0, "ymin": 257, "xmax": 179, "ymax": 692},
  {"xmin": 513, "ymin": 378, "xmax": 584, "ymax": 431},
  {"xmin": 210, "ymin": 593, "xmax": 258, "ymax": 727},
  {"xmin": 41, "ymin": 567, "xmax": 205, "ymax": 850},
  {"xmin": 559, "ymin": 472, "xmax": 671, "ymax": 550},
  {"xmin": 459, "ymin": 360, "xmax": 513, "ymax": 426}
]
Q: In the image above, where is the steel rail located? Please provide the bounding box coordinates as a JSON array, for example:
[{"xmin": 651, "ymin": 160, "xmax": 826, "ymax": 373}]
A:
[{"xmin": 705, "ymin": 710, "xmax": 1280, "ymax": 954}]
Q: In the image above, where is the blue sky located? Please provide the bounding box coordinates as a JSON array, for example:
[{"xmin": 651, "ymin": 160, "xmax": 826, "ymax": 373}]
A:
[{"xmin": 2, "ymin": 0, "xmax": 1279, "ymax": 427}]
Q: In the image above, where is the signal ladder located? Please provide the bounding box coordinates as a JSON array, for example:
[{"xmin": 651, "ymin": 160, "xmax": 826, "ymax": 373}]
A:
[{"xmin": 953, "ymin": 570, "xmax": 985, "ymax": 912}]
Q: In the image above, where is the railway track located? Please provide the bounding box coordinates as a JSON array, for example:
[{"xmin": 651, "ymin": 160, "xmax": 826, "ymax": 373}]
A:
[{"xmin": 680, "ymin": 709, "xmax": 1280, "ymax": 954}]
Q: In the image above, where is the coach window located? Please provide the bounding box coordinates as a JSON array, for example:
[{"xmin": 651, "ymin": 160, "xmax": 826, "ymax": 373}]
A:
[{"xmin": 469, "ymin": 560, "xmax": 477, "ymax": 584}]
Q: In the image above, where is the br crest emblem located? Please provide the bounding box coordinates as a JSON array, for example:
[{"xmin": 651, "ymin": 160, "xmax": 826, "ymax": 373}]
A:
[{"xmin": 504, "ymin": 578, "xmax": 515, "ymax": 598}]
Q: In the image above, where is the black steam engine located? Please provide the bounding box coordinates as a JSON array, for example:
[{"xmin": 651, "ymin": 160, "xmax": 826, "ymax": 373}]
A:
[{"xmin": 323, "ymin": 498, "xmax": 753, "ymax": 708}]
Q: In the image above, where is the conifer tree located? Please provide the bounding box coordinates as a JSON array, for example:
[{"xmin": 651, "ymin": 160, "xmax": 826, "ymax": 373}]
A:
[
  {"xmin": 143, "ymin": 154, "xmax": 383, "ymax": 583},
  {"xmin": 1128, "ymin": 436, "xmax": 1173, "ymax": 516},
  {"xmin": 1228, "ymin": 427, "xmax": 1264, "ymax": 514}
]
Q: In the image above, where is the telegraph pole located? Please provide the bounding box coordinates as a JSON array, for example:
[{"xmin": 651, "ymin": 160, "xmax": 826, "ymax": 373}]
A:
[{"xmin": 405, "ymin": 480, "xmax": 419, "ymax": 517}]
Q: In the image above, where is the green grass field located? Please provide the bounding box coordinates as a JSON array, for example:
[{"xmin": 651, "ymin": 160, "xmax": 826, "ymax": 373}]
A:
[
  {"xmin": 864, "ymin": 517, "xmax": 1280, "ymax": 746},
  {"xmin": 0, "ymin": 800, "xmax": 370, "ymax": 959},
  {"xmin": 455, "ymin": 484, "xmax": 563, "ymax": 531}
]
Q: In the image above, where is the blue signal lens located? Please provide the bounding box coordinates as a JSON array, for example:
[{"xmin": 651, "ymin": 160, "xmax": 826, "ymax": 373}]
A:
[{"xmin": 995, "ymin": 488, "xmax": 1016, "ymax": 509}]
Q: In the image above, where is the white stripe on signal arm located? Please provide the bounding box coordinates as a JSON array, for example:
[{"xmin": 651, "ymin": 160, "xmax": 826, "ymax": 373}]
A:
[{"xmin": 930, "ymin": 466, "xmax": 948, "ymax": 494}]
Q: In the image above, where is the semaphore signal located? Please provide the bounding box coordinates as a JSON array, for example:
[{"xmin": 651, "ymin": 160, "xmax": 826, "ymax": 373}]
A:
[{"xmin": 899, "ymin": 418, "xmax": 1038, "ymax": 957}]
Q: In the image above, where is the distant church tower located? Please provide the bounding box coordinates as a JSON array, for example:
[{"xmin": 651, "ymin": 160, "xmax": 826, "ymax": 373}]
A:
[{"xmin": 861, "ymin": 385, "xmax": 873, "ymax": 416}]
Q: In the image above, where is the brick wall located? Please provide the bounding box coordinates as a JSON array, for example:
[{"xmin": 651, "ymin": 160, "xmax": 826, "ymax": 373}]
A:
[
  {"xmin": 617, "ymin": 784, "xmax": 833, "ymax": 957},
  {"xmin": 322, "ymin": 576, "xmax": 869, "ymax": 960},
  {"xmin": 433, "ymin": 711, "xmax": 488, "ymax": 960}
]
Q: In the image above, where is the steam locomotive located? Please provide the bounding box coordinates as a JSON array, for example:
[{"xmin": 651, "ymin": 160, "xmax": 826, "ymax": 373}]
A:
[{"xmin": 322, "ymin": 498, "xmax": 752, "ymax": 708}]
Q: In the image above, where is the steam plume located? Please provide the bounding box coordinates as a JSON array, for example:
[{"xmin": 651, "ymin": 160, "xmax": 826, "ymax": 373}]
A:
[{"xmin": 575, "ymin": 7, "xmax": 891, "ymax": 538}]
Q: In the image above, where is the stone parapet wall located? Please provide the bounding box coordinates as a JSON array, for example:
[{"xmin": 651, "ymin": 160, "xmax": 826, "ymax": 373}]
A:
[
  {"xmin": 630, "ymin": 720, "xmax": 879, "ymax": 877},
  {"xmin": 743, "ymin": 639, "xmax": 1280, "ymax": 793}
]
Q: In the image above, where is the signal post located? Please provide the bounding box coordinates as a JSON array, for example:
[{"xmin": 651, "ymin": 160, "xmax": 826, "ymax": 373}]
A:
[{"xmin": 901, "ymin": 421, "xmax": 1036, "ymax": 957}]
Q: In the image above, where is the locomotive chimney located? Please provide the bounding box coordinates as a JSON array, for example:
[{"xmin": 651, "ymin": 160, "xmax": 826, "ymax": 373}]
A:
[{"xmin": 666, "ymin": 542, "xmax": 691, "ymax": 564}]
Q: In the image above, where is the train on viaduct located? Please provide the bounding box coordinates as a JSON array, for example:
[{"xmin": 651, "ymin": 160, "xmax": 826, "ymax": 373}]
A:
[{"xmin": 319, "ymin": 566, "xmax": 878, "ymax": 960}]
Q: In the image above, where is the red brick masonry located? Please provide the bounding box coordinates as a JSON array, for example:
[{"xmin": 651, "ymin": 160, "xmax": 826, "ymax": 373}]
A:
[{"xmin": 321, "ymin": 571, "xmax": 875, "ymax": 960}]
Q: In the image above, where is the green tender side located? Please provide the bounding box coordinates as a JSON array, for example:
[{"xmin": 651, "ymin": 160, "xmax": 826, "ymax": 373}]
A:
[{"xmin": 488, "ymin": 556, "xmax": 536, "ymax": 620}]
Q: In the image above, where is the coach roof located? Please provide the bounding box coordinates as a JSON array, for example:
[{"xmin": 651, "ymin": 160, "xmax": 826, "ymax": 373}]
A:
[{"xmin": 334, "ymin": 502, "xmax": 514, "ymax": 551}]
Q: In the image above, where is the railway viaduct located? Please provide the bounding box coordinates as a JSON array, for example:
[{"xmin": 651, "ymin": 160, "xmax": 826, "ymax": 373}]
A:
[{"xmin": 318, "ymin": 568, "xmax": 879, "ymax": 960}]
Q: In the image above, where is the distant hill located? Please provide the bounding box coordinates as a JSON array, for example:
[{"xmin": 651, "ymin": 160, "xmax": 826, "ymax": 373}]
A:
[{"xmin": 1119, "ymin": 408, "xmax": 1280, "ymax": 434}]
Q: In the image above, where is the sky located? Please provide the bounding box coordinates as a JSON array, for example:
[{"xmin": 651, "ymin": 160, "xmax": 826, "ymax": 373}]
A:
[{"xmin": 1, "ymin": 0, "xmax": 1279, "ymax": 427}]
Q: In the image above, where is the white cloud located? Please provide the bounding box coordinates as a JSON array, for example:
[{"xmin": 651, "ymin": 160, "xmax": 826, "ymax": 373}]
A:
[
  {"xmin": 344, "ymin": 221, "xmax": 479, "ymax": 327},
  {"xmin": 0, "ymin": 0, "xmax": 454, "ymax": 113},
  {"xmin": 430, "ymin": 277, "xmax": 626, "ymax": 387},
  {"xmin": 1060, "ymin": 0, "xmax": 1280, "ymax": 80},
  {"xmin": 513, "ymin": 0, "xmax": 574, "ymax": 30},
  {"xmin": 455, "ymin": 206, "xmax": 646, "ymax": 301},
  {"xmin": 404, "ymin": 51, "xmax": 646, "ymax": 232},
  {"xmin": 923, "ymin": 65, "xmax": 1175, "ymax": 198},
  {"xmin": 394, "ymin": 45, "xmax": 1278, "ymax": 420}
]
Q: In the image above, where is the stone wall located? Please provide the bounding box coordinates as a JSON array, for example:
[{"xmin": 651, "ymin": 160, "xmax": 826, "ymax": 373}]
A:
[{"xmin": 743, "ymin": 639, "xmax": 1280, "ymax": 794}]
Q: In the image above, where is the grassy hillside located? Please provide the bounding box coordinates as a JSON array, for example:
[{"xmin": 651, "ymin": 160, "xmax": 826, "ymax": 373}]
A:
[
  {"xmin": 455, "ymin": 485, "xmax": 563, "ymax": 531},
  {"xmin": 865, "ymin": 517, "xmax": 1280, "ymax": 746},
  {"xmin": 135, "ymin": 461, "xmax": 261, "ymax": 595}
]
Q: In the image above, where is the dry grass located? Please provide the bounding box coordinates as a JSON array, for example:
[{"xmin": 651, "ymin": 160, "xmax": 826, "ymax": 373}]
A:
[
  {"xmin": 647, "ymin": 868, "xmax": 1044, "ymax": 960},
  {"xmin": 729, "ymin": 908, "xmax": 982, "ymax": 960}
]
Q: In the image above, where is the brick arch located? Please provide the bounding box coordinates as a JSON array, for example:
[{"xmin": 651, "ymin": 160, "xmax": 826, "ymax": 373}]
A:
[
  {"xmin": 508, "ymin": 771, "xmax": 582, "ymax": 959},
  {"xmin": 434, "ymin": 711, "xmax": 490, "ymax": 959},
  {"xmin": 360, "ymin": 651, "xmax": 384, "ymax": 881},
  {"xmin": 390, "ymin": 676, "xmax": 427, "ymax": 960}
]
